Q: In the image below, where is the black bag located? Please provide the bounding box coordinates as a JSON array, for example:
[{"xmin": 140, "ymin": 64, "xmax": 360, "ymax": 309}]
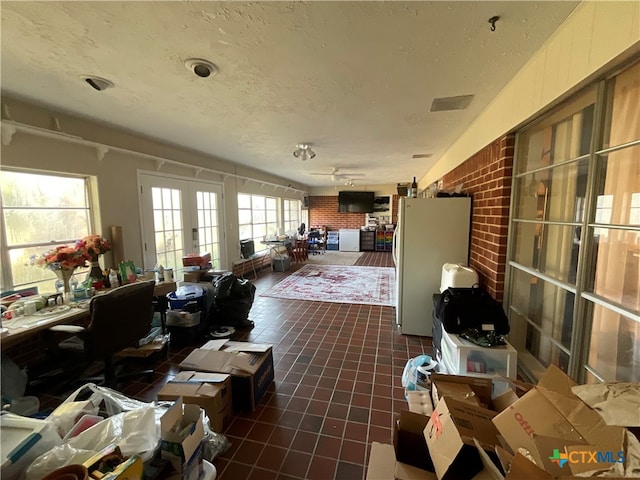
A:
[{"xmin": 435, "ymin": 286, "xmax": 510, "ymax": 335}]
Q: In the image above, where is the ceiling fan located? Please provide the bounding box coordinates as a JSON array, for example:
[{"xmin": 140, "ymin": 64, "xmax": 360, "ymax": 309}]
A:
[{"xmin": 309, "ymin": 167, "xmax": 364, "ymax": 182}]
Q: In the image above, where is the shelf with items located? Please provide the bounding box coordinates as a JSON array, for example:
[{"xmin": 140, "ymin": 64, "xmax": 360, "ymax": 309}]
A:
[
  {"xmin": 360, "ymin": 230, "xmax": 376, "ymax": 251},
  {"xmin": 375, "ymin": 229, "xmax": 393, "ymax": 252}
]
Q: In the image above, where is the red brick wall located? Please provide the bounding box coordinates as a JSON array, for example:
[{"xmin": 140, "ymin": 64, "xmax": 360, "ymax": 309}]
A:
[
  {"xmin": 442, "ymin": 134, "xmax": 515, "ymax": 301},
  {"xmin": 308, "ymin": 196, "xmax": 366, "ymax": 231}
]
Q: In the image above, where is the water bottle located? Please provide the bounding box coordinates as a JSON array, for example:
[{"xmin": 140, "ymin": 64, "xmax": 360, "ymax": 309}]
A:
[{"xmin": 70, "ymin": 275, "xmax": 79, "ymax": 291}]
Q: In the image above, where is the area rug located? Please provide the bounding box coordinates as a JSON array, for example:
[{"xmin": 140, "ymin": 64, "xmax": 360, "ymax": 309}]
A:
[
  {"xmin": 260, "ymin": 264, "xmax": 395, "ymax": 306},
  {"xmin": 305, "ymin": 250, "xmax": 364, "ymax": 266}
]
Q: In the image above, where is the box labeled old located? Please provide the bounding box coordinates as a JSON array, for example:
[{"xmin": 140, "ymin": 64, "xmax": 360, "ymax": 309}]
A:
[
  {"xmin": 160, "ymin": 397, "xmax": 205, "ymax": 480},
  {"xmin": 179, "ymin": 343, "xmax": 274, "ymax": 411},
  {"xmin": 157, "ymin": 371, "xmax": 233, "ymax": 433},
  {"xmin": 441, "ymin": 329, "xmax": 517, "ymax": 379},
  {"xmin": 424, "ymin": 397, "xmax": 500, "ymax": 480}
]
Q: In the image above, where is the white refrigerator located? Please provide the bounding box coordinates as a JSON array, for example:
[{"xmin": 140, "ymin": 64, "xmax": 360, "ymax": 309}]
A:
[{"xmin": 392, "ymin": 197, "xmax": 471, "ymax": 336}]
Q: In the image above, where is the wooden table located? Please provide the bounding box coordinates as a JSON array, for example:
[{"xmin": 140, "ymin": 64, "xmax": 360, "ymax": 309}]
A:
[{"xmin": 0, "ymin": 281, "xmax": 176, "ymax": 349}]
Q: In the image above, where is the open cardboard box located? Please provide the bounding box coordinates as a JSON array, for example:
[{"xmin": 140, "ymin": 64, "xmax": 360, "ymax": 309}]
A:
[
  {"xmin": 179, "ymin": 342, "xmax": 274, "ymax": 411},
  {"xmin": 491, "ymin": 365, "xmax": 632, "ymax": 477},
  {"xmin": 157, "ymin": 371, "xmax": 233, "ymax": 433}
]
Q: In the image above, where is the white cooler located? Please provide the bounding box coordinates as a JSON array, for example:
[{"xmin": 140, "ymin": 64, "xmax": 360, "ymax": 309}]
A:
[{"xmin": 440, "ymin": 263, "xmax": 479, "ymax": 292}]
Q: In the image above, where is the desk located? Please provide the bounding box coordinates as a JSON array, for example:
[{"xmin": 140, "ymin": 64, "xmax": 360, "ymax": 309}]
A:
[
  {"xmin": 262, "ymin": 239, "xmax": 293, "ymax": 259},
  {"xmin": 0, "ymin": 281, "xmax": 176, "ymax": 349}
]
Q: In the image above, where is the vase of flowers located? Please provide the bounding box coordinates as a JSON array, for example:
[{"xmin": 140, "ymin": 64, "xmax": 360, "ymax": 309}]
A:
[
  {"xmin": 78, "ymin": 234, "xmax": 111, "ymax": 281},
  {"xmin": 36, "ymin": 245, "xmax": 89, "ymax": 293}
]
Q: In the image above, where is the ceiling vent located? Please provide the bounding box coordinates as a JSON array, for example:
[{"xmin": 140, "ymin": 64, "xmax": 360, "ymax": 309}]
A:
[
  {"xmin": 412, "ymin": 153, "xmax": 432, "ymax": 159},
  {"xmin": 81, "ymin": 76, "xmax": 114, "ymax": 92},
  {"xmin": 430, "ymin": 95, "xmax": 474, "ymax": 112}
]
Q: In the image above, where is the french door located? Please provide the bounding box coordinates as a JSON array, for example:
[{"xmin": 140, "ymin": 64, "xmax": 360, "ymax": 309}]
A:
[{"xmin": 139, "ymin": 172, "xmax": 225, "ymax": 277}]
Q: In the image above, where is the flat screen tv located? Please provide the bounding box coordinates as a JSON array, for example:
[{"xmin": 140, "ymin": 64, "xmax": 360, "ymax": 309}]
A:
[{"xmin": 338, "ymin": 191, "xmax": 375, "ymax": 213}]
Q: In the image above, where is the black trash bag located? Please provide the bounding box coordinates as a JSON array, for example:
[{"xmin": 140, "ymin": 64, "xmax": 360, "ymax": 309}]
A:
[{"xmin": 211, "ymin": 273, "xmax": 256, "ymax": 327}]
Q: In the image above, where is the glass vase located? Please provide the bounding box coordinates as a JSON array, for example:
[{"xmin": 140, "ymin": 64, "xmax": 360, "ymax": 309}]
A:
[{"xmin": 53, "ymin": 267, "xmax": 75, "ymax": 294}]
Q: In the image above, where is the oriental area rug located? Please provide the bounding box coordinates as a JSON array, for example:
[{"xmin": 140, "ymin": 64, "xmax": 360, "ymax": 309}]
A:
[{"xmin": 260, "ymin": 264, "xmax": 395, "ymax": 306}]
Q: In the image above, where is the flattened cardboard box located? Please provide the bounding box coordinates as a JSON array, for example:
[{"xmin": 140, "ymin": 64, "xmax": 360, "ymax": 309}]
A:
[
  {"xmin": 366, "ymin": 442, "xmax": 437, "ymax": 480},
  {"xmin": 157, "ymin": 371, "xmax": 233, "ymax": 433},
  {"xmin": 424, "ymin": 396, "xmax": 501, "ymax": 480},
  {"xmin": 179, "ymin": 346, "xmax": 274, "ymax": 411}
]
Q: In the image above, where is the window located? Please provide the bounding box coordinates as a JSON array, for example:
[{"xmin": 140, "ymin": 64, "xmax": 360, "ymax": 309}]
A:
[
  {"xmin": 283, "ymin": 199, "xmax": 301, "ymax": 234},
  {"xmin": 507, "ymin": 61, "xmax": 640, "ymax": 383},
  {"xmin": 0, "ymin": 170, "xmax": 94, "ymax": 292},
  {"xmin": 238, "ymin": 193, "xmax": 278, "ymax": 252}
]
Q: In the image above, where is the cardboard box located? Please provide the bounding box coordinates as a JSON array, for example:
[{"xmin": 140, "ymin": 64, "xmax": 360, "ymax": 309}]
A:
[
  {"xmin": 431, "ymin": 380, "xmax": 482, "ymax": 408},
  {"xmin": 182, "ymin": 253, "xmax": 211, "ymax": 267},
  {"xmin": 179, "ymin": 344, "xmax": 274, "ymax": 411},
  {"xmin": 160, "ymin": 398, "xmax": 205, "ymax": 480},
  {"xmin": 429, "ymin": 373, "xmax": 493, "ymax": 408},
  {"xmin": 394, "ymin": 411, "xmax": 434, "ymax": 472},
  {"xmin": 491, "ymin": 365, "xmax": 626, "ymax": 476},
  {"xmin": 424, "ymin": 397, "xmax": 501, "ymax": 480},
  {"xmin": 183, "ymin": 270, "xmax": 204, "ymax": 283},
  {"xmin": 406, "ymin": 391, "xmax": 434, "ymax": 416},
  {"xmin": 157, "ymin": 371, "xmax": 233, "ymax": 433},
  {"xmin": 366, "ymin": 442, "xmax": 437, "ymax": 480}
]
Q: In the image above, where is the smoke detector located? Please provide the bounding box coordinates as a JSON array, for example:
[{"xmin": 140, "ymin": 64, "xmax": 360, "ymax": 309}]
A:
[
  {"xmin": 185, "ymin": 58, "xmax": 218, "ymax": 78},
  {"xmin": 81, "ymin": 75, "xmax": 114, "ymax": 92}
]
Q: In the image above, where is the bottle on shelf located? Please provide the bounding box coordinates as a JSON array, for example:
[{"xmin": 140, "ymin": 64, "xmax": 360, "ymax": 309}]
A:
[
  {"xmin": 109, "ymin": 269, "xmax": 119, "ymax": 288},
  {"xmin": 411, "ymin": 177, "xmax": 418, "ymax": 198}
]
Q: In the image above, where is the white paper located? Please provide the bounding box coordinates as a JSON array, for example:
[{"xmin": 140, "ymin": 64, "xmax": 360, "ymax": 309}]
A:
[
  {"xmin": 223, "ymin": 341, "xmax": 272, "ymax": 353},
  {"xmin": 200, "ymin": 339, "xmax": 228, "ymax": 351},
  {"xmin": 171, "ymin": 371, "xmax": 228, "ymax": 383}
]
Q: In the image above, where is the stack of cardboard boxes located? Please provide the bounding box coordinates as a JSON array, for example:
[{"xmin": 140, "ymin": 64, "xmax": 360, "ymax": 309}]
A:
[
  {"xmin": 182, "ymin": 253, "xmax": 212, "ymax": 283},
  {"xmin": 367, "ymin": 367, "xmax": 639, "ymax": 480}
]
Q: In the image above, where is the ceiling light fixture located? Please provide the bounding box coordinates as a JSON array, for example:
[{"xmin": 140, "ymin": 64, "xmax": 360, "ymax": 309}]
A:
[
  {"xmin": 293, "ymin": 144, "xmax": 316, "ymax": 161},
  {"xmin": 184, "ymin": 58, "xmax": 218, "ymax": 78}
]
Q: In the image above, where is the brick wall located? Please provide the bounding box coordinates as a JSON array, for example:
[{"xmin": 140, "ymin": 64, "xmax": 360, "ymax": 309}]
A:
[
  {"xmin": 442, "ymin": 134, "xmax": 515, "ymax": 301},
  {"xmin": 308, "ymin": 196, "xmax": 366, "ymax": 230}
]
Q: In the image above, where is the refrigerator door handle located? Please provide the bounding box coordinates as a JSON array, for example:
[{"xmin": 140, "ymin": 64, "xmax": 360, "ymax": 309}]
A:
[{"xmin": 392, "ymin": 226, "xmax": 399, "ymax": 266}]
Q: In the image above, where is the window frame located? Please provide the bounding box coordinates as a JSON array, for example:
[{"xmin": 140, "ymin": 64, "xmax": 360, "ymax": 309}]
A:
[
  {"xmin": 237, "ymin": 193, "xmax": 280, "ymax": 253},
  {"xmin": 0, "ymin": 168, "xmax": 98, "ymax": 292}
]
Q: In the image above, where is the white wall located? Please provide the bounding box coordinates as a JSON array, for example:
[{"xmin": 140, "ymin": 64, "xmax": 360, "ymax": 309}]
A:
[
  {"xmin": 0, "ymin": 99, "xmax": 308, "ymax": 270},
  {"xmin": 422, "ymin": 1, "xmax": 640, "ymax": 185}
]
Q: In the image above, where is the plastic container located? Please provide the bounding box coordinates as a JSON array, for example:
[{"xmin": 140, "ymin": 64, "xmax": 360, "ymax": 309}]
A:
[
  {"xmin": 166, "ymin": 310, "xmax": 201, "ymax": 327},
  {"xmin": 167, "ymin": 285, "xmax": 205, "ymax": 310},
  {"xmin": 440, "ymin": 263, "xmax": 479, "ymax": 292},
  {"xmin": 440, "ymin": 328, "xmax": 517, "ymax": 379}
]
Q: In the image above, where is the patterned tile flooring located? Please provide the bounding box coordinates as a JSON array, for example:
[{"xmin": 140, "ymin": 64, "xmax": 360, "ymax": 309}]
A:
[{"xmin": 37, "ymin": 251, "xmax": 434, "ymax": 480}]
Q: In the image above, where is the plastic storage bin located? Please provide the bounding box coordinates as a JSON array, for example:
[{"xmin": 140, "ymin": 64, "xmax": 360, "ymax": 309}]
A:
[
  {"xmin": 167, "ymin": 285, "xmax": 206, "ymax": 310},
  {"xmin": 440, "ymin": 328, "xmax": 517, "ymax": 379},
  {"xmin": 166, "ymin": 310, "xmax": 201, "ymax": 327},
  {"xmin": 440, "ymin": 263, "xmax": 479, "ymax": 292}
]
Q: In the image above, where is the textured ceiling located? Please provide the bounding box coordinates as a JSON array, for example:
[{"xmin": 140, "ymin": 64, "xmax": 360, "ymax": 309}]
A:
[{"xmin": 1, "ymin": 1, "xmax": 579, "ymax": 187}]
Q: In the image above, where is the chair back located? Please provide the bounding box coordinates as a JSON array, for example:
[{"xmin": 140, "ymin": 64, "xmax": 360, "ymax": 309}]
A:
[{"xmin": 85, "ymin": 280, "xmax": 155, "ymax": 358}]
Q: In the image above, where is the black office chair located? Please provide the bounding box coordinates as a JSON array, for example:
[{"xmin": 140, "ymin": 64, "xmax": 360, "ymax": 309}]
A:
[{"xmin": 48, "ymin": 280, "xmax": 157, "ymax": 388}]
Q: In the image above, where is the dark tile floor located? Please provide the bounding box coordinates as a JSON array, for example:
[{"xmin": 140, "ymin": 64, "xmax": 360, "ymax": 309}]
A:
[{"xmin": 37, "ymin": 251, "xmax": 434, "ymax": 480}]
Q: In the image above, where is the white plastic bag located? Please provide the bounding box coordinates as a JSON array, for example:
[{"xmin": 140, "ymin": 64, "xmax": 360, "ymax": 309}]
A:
[{"xmin": 401, "ymin": 354, "xmax": 437, "ymax": 397}]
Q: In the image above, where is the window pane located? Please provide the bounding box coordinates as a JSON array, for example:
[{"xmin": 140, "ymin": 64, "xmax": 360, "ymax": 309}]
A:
[
  {"xmin": 602, "ymin": 62, "xmax": 640, "ymax": 149},
  {"xmin": 4, "ymin": 208, "xmax": 90, "ymax": 245},
  {"xmin": 266, "ymin": 210, "xmax": 277, "ymax": 223},
  {"xmin": 239, "ymin": 225, "xmax": 252, "ymax": 239},
  {"xmin": 238, "ymin": 194, "xmax": 251, "ymax": 208},
  {"xmin": 586, "ymin": 302, "xmax": 639, "ymax": 382},
  {"xmin": 266, "ymin": 197, "xmax": 277, "ymax": 209},
  {"xmin": 509, "ymin": 312, "xmax": 570, "ymax": 372},
  {"xmin": 587, "ymin": 226, "xmax": 640, "ymax": 311},
  {"xmin": 594, "ymin": 146, "xmax": 640, "ymax": 227},
  {"xmin": 252, "ymin": 196, "xmax": 265, "ymax": 209},
  {"xmin": 514, "ymin": 160, "xmax": 588, "ymax": 223},
  {"xmin": 509, "ymin": 268, "xmax": 574, "ymax": 348},
  {"xmin": 516, "ymin": 89, "xmax": 595, "ymax": 174},
  {"xmin": 253, "ymin": 210, "xmax": 266, "ymax": 223},
  {"xmin": 512, "ymin": 223, "xmax": 579, "ymax": 284}
]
